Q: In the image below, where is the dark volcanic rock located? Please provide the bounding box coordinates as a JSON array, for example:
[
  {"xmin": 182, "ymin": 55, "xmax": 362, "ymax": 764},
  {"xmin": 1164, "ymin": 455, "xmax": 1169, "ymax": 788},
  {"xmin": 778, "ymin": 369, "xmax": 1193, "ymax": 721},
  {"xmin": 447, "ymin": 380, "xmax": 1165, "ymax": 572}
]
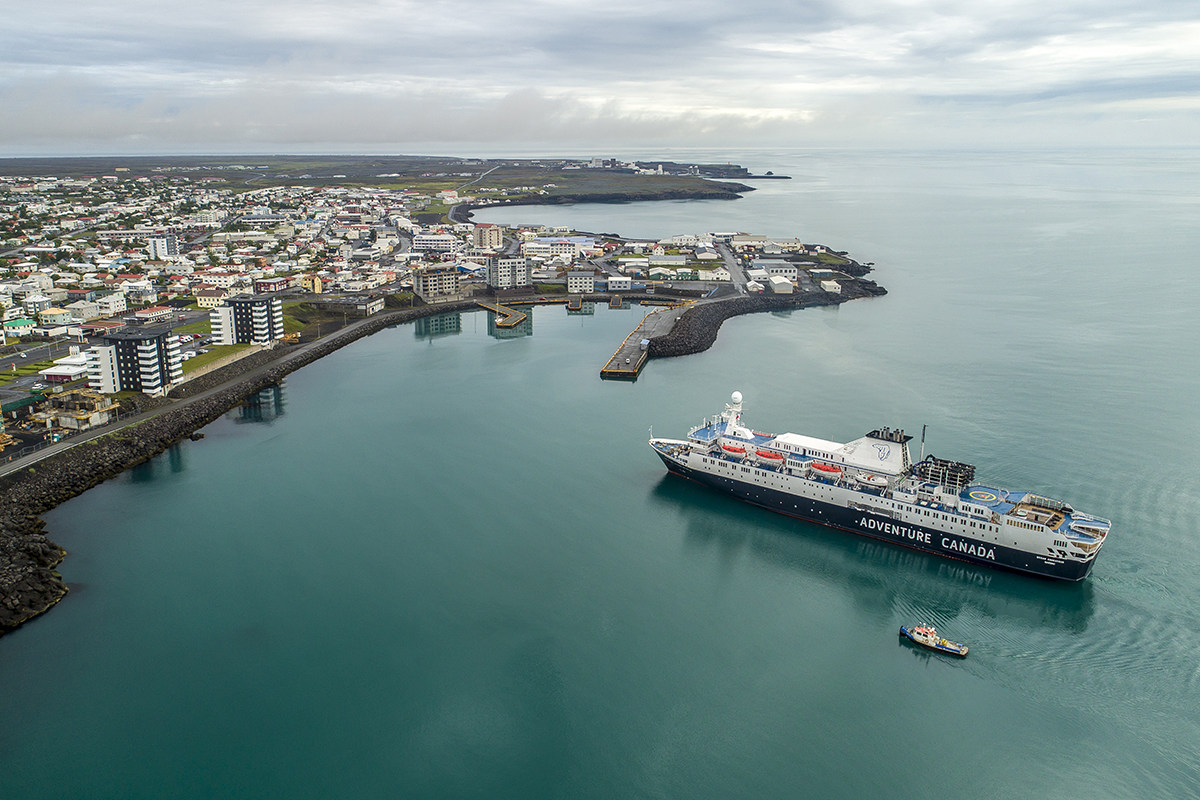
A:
[
  {"xmin": 648, "ymin": 280, "xmax": 887, "ymax": 359},
  {"xmin": 0, "ymin": 300, "xmax": 477, "ymax": 637}
]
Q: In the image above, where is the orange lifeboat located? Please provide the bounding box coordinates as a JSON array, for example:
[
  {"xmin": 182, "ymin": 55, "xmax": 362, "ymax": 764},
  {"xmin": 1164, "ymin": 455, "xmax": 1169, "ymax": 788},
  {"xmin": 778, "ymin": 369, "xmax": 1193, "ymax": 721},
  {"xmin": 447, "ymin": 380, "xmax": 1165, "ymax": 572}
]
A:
[
  {"xmin": 811, "ymin": 462, "xmax": 842, "ymax": 476},
  {"xmin": 722, "ymin": 444, "xmax": 746, "ymax": 454},
  {"xmin": 755, "ymin": 450, "xmax": 784, "ymax": 461}
]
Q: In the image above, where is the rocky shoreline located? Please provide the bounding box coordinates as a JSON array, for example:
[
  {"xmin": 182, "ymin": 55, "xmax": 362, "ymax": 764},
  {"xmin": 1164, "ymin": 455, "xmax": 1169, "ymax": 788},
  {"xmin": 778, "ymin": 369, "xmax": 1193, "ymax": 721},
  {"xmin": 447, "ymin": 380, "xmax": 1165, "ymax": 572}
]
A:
[
  {"xmin": 0, "ymin": 300, "xmax": 477, "ymax": 637},
  {"xmin": 0, "ymin": 284, "xmax": 885, "ymax": 637},
  {"xmin": 449, "ymin": 185, "xmax": 752, "ymax": 223},
  {"xmin": 648, "ymin": 279, "xmax": 887, "ymax": 359}
]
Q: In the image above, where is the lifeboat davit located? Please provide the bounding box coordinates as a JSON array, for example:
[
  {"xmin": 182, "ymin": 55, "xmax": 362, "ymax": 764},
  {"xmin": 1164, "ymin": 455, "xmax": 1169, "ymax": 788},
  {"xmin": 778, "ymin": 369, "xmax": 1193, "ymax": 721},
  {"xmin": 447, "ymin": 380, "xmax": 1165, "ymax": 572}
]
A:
[
  {"xmin": 722, "ymin": 444, "xmax": 746, "ymax": 454},
  {"xmin": 811, "ymin": 462, "xmax": 842, "ymax": 477}
]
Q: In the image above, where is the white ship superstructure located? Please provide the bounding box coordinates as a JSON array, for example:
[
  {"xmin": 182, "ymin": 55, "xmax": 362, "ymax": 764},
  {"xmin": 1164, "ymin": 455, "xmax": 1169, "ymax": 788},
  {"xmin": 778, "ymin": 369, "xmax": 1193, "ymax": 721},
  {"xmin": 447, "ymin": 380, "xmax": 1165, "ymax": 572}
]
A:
[{"xmin": 650, "ymin": 392, "xmax": 1110, "ymax": 580}]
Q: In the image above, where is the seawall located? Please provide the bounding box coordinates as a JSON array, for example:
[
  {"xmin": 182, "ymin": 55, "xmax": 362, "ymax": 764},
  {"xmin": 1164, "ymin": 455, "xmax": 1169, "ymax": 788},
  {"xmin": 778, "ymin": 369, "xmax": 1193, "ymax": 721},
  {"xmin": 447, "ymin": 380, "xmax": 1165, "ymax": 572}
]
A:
[
  {"xmin": 0, "ymin": 300, "xmax": 477, "ymax": 637},
  {"xmin": 648, "ymin": 280, "xmax": 887, "ymax": 359}
]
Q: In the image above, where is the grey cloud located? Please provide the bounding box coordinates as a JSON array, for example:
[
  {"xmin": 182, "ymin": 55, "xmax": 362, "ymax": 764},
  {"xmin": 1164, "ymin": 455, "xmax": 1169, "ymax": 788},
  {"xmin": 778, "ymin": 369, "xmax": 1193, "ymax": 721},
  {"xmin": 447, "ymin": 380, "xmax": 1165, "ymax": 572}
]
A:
[{"xmin": 1, "ymin": 0, "xmax": 1197, "ymax": 152}]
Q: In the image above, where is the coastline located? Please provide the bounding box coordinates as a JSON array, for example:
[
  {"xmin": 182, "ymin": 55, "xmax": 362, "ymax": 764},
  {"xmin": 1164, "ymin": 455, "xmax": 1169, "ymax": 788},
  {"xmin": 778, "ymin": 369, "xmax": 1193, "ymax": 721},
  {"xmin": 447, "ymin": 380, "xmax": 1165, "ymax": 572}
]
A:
[
  {"xmin": 0, "ymin": 284, "xmax": 884, "ymax": 637},
  {"xmin": 448, "ymin": 184, "xmax": 753, "ymax": 223}
]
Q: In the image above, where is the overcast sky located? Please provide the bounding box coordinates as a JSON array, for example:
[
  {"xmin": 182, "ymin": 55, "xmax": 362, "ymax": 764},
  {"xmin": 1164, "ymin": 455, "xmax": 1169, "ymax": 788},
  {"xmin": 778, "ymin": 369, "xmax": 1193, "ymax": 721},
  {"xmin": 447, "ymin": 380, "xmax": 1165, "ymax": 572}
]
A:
[{"xmin": 2, "ymin": 0, "xmax": 1198, "ymax": 154}]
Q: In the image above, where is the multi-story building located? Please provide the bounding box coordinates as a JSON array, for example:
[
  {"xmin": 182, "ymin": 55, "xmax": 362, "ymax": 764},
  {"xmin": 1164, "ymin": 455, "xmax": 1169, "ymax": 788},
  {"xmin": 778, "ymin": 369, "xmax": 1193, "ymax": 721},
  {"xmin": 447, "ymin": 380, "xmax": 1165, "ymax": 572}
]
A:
[
  {"xmin": 22, "ymin": 294, "xmax": 52, "ymax": 315},
  {"xmin": 471, "ymin": 224, "xmax": 503, "ymax": 249},
  {"xmin": 210, "ymin": 294, "xmax": 285, "ymax": 345},
  {"xmin": 412, "ymin": 233, "xmax": 460, "ymax": 253},
  {"xmin": 65, "ymin": 300, "xmax": 101, "ymax": 322},
  {"xmin": 567, "ymin": 271, "xmax": 595, "ymax": 294},
  {"xmin": 412, "ymin": 266, "xmax": 461, "ymax": 299},
  {"xmin": 148, "ymin": 234, "xmax": 178, "ymax": 260},
  {"xmin": 96, "ymin": 293, "xmax": 127, "ymax": 316},
  {"xmin": 86, "ymin": 324, "xmax": 183, "ymax": 396},
  {"xmin": 487, "ymin": 257, "xmax": 531, "ymax": 290}
]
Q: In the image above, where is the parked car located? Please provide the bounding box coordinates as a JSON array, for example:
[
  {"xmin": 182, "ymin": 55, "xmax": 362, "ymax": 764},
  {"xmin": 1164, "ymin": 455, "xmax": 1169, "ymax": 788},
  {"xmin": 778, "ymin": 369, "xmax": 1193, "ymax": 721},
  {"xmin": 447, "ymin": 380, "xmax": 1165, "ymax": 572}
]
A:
[{"xmin": 30, "ymin": 382, "xmax": 46, "ymax": 391}]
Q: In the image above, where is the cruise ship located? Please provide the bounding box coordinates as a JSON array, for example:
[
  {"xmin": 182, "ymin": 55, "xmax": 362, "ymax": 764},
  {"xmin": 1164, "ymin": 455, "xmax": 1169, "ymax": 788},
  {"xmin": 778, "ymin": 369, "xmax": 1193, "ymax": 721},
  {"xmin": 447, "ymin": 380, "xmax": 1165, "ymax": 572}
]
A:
[{"xmin": 650, "ymin": 393, "xmax": 1111, "ymax": 580}]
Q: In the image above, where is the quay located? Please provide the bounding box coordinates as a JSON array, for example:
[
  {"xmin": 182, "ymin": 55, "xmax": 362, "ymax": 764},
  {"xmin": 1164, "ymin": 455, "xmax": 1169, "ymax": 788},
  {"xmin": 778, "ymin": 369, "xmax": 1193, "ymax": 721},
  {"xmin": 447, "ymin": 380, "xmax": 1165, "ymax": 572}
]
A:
[
  {"xmin": 475, "ymin": 299, "xmax": 527, "ymax": 328},
  {"xmin": 600, "ymin": 301, "xmax": 692, "ymax": 380}
]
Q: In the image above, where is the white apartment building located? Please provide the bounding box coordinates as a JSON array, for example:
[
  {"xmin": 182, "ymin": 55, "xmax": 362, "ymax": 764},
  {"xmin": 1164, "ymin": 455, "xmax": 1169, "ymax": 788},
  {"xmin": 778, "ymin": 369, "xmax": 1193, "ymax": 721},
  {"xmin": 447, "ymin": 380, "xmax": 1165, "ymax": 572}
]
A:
[
  {"xmin": 96, "ymin": 294, "xmax": 127, "ymax": 316},
  {"xmin": 64, "ymin": 300, "xmax": 101, "ymax": 322},
  {"xmin": 567, "ymin": 271, "xmax": 595, "ymax": 294},
  {"xmin": 487, "ymin": 257, "xmax": 531, "ymax": 290},
  {"xmin": 148, "ymin": 234, "xmax": 178, "ymax": 260},
  {"xmin": 210, "ymin": 295, "xmax": 285, "ymax": 346},
  {"xmin": 412, "ymin": 233, "xmax": 460, "ymax": 252},
  {"xmin": 86, "ymin": 325, "xmax": 183, "ymax": 397}
]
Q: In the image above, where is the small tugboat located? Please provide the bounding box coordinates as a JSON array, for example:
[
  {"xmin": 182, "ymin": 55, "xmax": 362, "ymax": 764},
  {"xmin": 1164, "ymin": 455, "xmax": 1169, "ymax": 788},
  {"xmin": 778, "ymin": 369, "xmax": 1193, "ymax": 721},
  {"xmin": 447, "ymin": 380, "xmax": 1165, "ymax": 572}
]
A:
[{"xmin": 899, "ymin": 625, "xmax": 969, "ymax": 657}]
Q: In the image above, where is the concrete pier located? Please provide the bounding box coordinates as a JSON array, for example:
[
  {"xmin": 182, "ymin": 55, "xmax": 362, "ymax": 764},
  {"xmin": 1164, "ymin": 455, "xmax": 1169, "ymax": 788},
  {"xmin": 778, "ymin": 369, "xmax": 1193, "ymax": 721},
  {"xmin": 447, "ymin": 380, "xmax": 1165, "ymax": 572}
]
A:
[{"xmin": 600, "ymin": 302, "xmax": 692, "ymax": 380}]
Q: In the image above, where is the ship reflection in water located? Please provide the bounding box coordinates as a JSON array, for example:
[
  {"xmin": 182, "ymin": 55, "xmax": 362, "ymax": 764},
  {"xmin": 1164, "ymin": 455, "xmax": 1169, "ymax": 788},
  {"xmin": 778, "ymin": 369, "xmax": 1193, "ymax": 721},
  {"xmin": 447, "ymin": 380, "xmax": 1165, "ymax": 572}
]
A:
[
  {"xmin": 649, "ymin": 473, "xmax": 1096, "ymax": 635},
  {"xmin": 233, "ymin": 383, "xmax": 287, "ymax": 425},
  {"xmin": 414, "ymin": 312, "xmax": 463, "ymax": 340}
]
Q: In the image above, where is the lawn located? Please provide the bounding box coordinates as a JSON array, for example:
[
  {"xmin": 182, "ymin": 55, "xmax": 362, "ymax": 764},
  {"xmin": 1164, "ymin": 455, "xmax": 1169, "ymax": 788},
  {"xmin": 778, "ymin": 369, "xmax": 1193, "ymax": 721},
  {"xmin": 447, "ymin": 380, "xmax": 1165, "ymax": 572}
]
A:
[
  {"xmin": 0, "ymin": 360, "xmax": 55, "ymax": 384},
  {"xmin": 181, "ymin": 344, "xmax": 251, "ymax": 373},
  {"xmin": 175, "ymin": 319, "xmax": 212, "ymax": 335}
]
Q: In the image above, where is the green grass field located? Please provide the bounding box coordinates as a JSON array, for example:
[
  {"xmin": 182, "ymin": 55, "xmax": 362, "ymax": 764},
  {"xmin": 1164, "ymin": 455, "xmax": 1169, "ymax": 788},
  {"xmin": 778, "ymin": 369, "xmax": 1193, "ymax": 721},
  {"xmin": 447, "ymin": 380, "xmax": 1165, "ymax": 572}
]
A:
[
  {"xmin": 181, "ymin": 344, "xmax": 250, "ymax": 373},
  {"xmin": 0, "ymin": 360, "xmax": 55, "ymax": 385},
  {"xmin": 175, "ymin": 319, "xmax": 212, "ymax": 335}
]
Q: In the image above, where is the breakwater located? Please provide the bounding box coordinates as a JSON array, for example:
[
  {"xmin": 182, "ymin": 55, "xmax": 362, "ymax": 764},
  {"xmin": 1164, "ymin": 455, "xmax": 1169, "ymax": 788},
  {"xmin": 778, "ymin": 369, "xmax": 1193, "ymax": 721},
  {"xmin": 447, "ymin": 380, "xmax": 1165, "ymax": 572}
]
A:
[
  {"xmin": 0, "ymin": 300, "xmax": 477, "ymax": 637},
  {"xmin": 648, "ymin": 280, "xmax": 886, "ymax": 359}
]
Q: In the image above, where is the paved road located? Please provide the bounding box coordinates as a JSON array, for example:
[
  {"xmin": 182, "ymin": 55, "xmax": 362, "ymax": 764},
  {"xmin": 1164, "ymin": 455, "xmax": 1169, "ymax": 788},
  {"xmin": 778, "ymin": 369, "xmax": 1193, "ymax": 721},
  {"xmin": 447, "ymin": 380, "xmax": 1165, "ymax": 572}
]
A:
[
  {"xmin": 718, "ymin": 243, "xmax": 749, "ymax": 294},
  {"xmin": 0, "ymin": 311, "xmax": 394, "ymax": 479}
]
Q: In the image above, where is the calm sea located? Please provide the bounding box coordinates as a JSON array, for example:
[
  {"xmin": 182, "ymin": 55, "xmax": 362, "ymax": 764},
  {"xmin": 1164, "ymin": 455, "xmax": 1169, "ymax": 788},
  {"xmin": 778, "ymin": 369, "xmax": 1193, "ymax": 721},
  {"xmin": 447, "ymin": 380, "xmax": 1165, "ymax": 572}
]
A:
[{"xmin": 2, "ymin": 149, "xmax": 1198, "ymax": 799}]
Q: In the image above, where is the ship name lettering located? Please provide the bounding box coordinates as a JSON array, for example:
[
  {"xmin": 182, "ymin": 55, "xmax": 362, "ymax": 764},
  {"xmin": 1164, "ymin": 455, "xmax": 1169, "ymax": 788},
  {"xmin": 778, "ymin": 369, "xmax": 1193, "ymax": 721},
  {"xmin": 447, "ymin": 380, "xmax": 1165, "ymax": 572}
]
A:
[
  {"xmin": 940, "ymin": 537, "xmax": 995, "ymax": 560},
  {"xmin": 858, "ymin": 517, "xmax": 931, "ymax": 544}
]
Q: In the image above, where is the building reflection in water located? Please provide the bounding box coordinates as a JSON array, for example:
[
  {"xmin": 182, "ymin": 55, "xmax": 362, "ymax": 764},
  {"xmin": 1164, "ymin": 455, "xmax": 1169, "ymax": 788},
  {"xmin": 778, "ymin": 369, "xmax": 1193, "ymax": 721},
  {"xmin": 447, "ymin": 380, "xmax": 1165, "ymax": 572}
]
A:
[
  {"xmin": 234, "ymin": 382, "xmax": 287, "ymax": 425},
  {"xmin": 487, "ymin": 313, "xmax": 533, "ymax": 340},
  {"xmin": 414, "ymin": 312, "xmax": 463, "ymax": 340}
]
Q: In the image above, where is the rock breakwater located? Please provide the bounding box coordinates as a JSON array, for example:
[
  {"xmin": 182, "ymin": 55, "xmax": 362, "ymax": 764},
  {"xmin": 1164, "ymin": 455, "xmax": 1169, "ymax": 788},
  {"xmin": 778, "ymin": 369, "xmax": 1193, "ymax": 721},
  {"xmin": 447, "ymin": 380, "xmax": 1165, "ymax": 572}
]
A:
[
  {"xmin": 648, "ymin": 280, "xmax": 886, "ymax": 359},
  {"xmin": 0, "ymin": 300, "xmax": 476, "ymax": 637}
]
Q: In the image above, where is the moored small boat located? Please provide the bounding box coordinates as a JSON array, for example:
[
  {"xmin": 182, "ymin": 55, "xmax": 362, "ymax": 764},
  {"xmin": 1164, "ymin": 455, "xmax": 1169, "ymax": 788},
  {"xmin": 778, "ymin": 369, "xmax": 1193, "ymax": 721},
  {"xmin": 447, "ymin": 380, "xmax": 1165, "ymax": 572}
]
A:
[{"xmin": 899, "ymin": 625, "xmax": 969, "ymax": 657}]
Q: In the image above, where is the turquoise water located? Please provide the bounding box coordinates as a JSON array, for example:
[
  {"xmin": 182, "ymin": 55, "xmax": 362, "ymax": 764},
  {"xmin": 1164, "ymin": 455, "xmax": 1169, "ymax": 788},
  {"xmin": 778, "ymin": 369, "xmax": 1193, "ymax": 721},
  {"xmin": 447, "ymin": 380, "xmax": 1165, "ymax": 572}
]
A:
[{"xmin": 2, "ymin": 150, "xmax": 1199, "ymax": 798}]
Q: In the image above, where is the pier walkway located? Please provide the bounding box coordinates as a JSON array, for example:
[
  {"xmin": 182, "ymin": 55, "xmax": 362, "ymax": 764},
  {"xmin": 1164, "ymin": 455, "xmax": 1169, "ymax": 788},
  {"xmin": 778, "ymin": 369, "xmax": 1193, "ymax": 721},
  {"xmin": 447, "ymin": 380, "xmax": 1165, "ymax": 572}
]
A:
[
  {"xmin": 600, "ymin": 301, "xmax": 693, "ymax": 380},
  {"xmin": 475, "ymin": 300, "xmax": 527, "ymax": 328}
]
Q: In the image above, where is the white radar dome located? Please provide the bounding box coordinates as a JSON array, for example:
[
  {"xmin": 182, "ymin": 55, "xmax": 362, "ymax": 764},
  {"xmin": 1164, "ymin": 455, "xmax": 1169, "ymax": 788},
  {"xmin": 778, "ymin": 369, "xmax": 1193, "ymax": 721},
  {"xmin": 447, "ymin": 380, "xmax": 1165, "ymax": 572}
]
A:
[{"xmin": 731, "ymin": 391, "xmax": 743, "ymax": 404}]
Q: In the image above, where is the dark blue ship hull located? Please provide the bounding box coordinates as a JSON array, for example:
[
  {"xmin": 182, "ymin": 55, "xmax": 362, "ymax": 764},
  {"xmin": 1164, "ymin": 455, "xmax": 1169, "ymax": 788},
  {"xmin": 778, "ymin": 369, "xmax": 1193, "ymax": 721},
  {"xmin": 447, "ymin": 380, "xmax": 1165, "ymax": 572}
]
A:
[{"xmin": 658, "ymin": 455, "xmax": 1093, "ymax": 581}]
